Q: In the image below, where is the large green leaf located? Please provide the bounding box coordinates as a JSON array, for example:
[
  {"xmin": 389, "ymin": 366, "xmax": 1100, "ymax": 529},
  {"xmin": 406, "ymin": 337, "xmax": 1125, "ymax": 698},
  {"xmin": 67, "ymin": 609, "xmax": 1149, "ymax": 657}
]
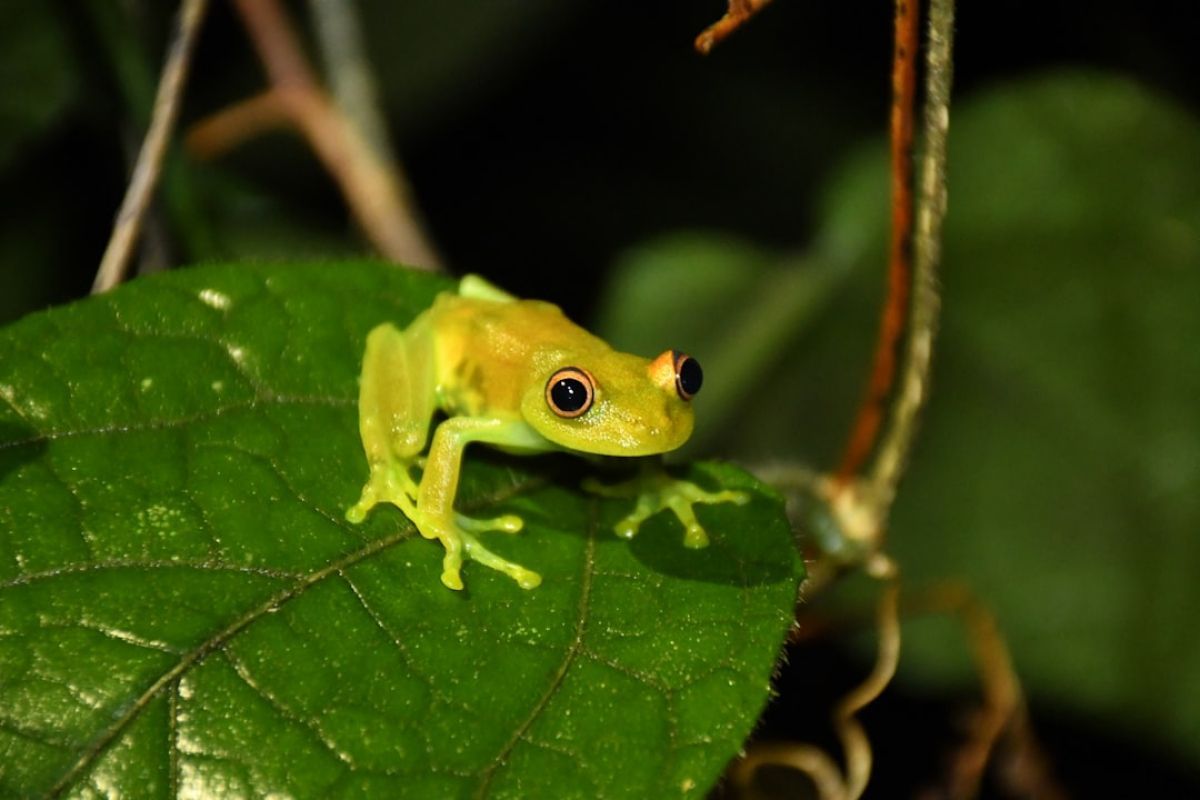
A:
[{"xmin": 0, "ymin": 263, "xmax": 802, "ymax": 797}]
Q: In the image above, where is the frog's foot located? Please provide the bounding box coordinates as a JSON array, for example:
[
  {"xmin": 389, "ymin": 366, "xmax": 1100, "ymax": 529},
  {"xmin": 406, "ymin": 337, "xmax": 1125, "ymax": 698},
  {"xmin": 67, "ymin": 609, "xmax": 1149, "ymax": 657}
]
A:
[
  {"xmin": 583, "ymin": 473, "xmax": 750, "ymax": 549},
  {"xmin": 346, "ymin": 460, "xmax": 420, "ymax": 524},
  {"xmin": 423, "ymin": 512, "xmax": 541, "ymax": 591}
]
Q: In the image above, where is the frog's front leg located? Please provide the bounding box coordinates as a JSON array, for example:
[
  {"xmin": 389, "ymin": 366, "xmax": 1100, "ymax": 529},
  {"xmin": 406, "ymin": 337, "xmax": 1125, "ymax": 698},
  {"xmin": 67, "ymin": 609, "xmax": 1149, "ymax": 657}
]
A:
[
  {"xmin": 418, "ymin": 417, "xmax": 547, "ymax": 591},
  {"xmin": 584, "ymin": 464, "xmax": 749, "ymax": 549}
]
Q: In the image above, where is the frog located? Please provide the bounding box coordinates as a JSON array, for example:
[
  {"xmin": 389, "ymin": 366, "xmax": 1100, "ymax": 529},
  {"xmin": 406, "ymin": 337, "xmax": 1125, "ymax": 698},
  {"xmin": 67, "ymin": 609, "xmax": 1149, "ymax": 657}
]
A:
[{"xmin": 345, "ymin": 274, "xmax": 748, "ymax": 590}]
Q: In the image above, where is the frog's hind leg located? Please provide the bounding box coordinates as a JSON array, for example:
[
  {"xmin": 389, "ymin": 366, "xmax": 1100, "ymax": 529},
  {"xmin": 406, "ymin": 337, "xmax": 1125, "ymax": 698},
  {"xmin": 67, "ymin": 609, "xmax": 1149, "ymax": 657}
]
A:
[{"xmin": 346, "ymin": 320, "xmax": 435, "ymax": 524}]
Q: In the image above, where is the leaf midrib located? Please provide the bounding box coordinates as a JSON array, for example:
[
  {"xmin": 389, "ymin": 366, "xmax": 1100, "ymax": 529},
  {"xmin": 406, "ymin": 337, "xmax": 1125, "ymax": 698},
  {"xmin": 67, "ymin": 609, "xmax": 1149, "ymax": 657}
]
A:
[
  {"xmin": 44, "ymin": 474, "xmax": 547, "ymax": 797},
  {"xmin": 0, "ymin": 393, "xmax": 354, "ymax": 452}
]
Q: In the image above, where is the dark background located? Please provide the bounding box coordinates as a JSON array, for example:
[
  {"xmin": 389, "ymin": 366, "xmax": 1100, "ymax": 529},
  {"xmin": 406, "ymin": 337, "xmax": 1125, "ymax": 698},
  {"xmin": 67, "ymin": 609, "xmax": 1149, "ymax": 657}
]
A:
[
  {"xmin": 2, "ymin": 1, "xmax": 1198, "ymax": 797},
  {"xmin": 4, "ymin": 1, "xmax": 1197, "ymax": 320}
]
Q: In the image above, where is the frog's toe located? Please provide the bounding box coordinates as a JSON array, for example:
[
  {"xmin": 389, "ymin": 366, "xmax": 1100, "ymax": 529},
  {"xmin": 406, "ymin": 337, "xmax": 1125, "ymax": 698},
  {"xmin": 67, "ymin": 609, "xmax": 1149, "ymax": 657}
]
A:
[
  {"xmin": 665, "ymin": 496, "xmax": 710, "ymax": 548},
  {"xmin": 682, "ymin": 522, "xmax": 710, "ymax": 549},
  {"xmin": 346, "ymin": 461, "xmax": 423, "ymax": 526},
  {"xmin": 518, "ymin": 571, "xmax": 542, "ymax": 590},
  {"xmin": 460, "ymin": 529, "xmax": 542, "ymax": 589},
  {"xmin": 345, "ymin": 481, "xmax": 379, "ymax": 523},
  {"xmin": 438, "ymin": 536, "xmax": 466, "ymax": 590},
  {"xmin": 614, "ymin": 518, "xmax": 640, "ymax": 540},
  {"xmin": 456, "ymin": 512, "xmax": 524, "ymax": 535},
  {"xmin": 721, "ymin": 489, "xmax": 751, "ymax": 507}
]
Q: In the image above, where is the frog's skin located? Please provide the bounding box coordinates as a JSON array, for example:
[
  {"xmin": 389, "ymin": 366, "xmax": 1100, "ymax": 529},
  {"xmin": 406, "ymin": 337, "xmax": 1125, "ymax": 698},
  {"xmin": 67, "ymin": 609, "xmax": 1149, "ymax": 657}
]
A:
[{"xmin": 346, "ymin": 275, "xmax": 747, "ymax": 590}]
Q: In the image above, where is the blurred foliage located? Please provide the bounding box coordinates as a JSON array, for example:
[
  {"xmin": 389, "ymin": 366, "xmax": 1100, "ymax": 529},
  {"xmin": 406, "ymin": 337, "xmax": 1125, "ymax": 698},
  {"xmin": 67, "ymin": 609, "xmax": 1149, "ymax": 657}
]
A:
[
  {"xmin": 0, "ymin": 0, "xmax": 77, "ymax": 170},
  {"xmin": 1, "ymin": 0, "xmax": 1199, "ymax": 794},
  {"xmin": 596, "ymin": 71, "xmax": 1200, "ymax": 777}
]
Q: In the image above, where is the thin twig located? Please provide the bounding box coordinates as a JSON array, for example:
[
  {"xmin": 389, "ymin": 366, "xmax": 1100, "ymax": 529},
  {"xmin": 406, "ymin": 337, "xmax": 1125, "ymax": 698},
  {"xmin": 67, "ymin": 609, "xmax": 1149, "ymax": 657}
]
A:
[
  {"xmin": 307, "ymin": 0, "xmax": 393, "ymax": 162},
  {"xmin": 205, "ymin": 0, "xmax": 441, "ymax": 270},
  {"xmin": 732, "ymin": 573, "xmax": 901, "ymax": 800},
  {"xmin": 834, "ymin": 576, "xmax": 901, "ymax": 800},
  {"xmin": 833, "ymin": 0, "xmax": 919, "ymax": 488},
  {"xmin": 695, "ymin": 0, "xmax": 774, "ymax": 55},
  {"xmin": 308, "ymin": 0, "xmax": 440, "ymax": 268},
  {"xmin": 186, "ymin": 91, "xmax": 292, "ymax": 157},
  {"xmin": 93, "ymin": 0, "xmax": 209, "ymax": 294},
  {"xmin": 725, "ymin": 2, "xmax": 958, "ymax": 796},
  {"xmin": 868, "ymin": 0, "xmax": 955, "ymax": 506},
  {"xmin": 792, "ymin": 577, "xmax": 1064, "ymax": 799}
]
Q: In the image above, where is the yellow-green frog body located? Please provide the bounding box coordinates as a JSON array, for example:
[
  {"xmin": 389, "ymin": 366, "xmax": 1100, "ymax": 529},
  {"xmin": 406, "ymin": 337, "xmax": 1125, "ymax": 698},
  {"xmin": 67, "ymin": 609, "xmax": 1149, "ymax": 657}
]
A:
[{"xmin": 346, "ymin": 275, "xmax": 745, "ymax": 590}]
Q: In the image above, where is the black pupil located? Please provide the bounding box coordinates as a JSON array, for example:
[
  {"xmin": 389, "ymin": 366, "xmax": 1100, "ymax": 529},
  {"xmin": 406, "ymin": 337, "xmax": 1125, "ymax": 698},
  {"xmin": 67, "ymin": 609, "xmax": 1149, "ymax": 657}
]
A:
[
  {"xmin": 551, "ymin": 378, "xmax": 588, "ymax": 412},
  {"xmin": 678, "ymin": 357, "xmax": 703, "ymax": 397}
]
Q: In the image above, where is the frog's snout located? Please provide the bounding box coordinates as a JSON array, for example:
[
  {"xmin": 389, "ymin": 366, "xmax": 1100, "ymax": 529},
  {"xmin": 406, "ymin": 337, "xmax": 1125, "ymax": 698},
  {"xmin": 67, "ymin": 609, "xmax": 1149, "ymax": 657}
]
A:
[
  {"xmin": 633, "ymin": 417, "xmax": 667, "ymax": 440},
  {"xmin": 620, "ymin": 398, "xmax": 693, "ymax": 454}
]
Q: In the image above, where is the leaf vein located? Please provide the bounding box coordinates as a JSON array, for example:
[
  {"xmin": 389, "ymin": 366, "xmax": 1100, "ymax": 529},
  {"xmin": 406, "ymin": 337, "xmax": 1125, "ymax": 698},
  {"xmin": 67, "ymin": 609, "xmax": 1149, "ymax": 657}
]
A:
[
  {"xmin": 472, "ymin": 501, "xmax": 597, "ymax": 798},
  {"xmin": 0, "ymin": 560, "xmax": 304, "ymax": 591},
  {"xmin": 339, "ymin": 571, "xmax": 477, "ymax": 716},
  {"xmin": 0, "ymin": 718, "xmax": 77, "ymax": 752},
  {"xmin": 44, "ymin": 474, "xmax": 544, "ymax": 797},
  {"xmin": 0, "ymin": 396, "xmax": 353, "ymax": 452},
  {"xmin": 221, "ymin": 649, "xmax": 355, "ymax": 770}
]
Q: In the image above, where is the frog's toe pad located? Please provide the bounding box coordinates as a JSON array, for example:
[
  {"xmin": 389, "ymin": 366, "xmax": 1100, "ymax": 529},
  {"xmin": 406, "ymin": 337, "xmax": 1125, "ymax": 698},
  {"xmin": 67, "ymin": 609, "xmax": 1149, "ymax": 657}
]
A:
[
  {"xmin": 614, "ymin": 519, "xmax": 640, "ymax": 540},
  {"xmin": 514, "ymin": 570, "xmax": 543, "ymax": 590},
  {"xmin": 440, "ymin": 569, "xmax": 465, "ymax": 591},
  {"xmin": 682, "ymin": 523, "xmax": 709, "ymax": 549}
]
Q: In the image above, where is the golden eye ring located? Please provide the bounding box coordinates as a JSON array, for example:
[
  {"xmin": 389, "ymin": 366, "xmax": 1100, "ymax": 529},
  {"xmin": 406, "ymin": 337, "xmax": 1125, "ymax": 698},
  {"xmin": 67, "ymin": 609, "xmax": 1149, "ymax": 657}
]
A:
[{"xmin": 545, "ymin": 367, "xmax": 595, "ymax": 418}]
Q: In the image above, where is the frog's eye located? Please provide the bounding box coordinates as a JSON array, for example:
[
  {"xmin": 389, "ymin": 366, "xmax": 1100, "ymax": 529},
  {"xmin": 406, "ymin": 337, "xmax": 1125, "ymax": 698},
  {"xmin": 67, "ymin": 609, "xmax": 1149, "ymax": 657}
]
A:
[
  {"xmin": 674, "ymin": 353, "xmax": 703, "ymax": 400},
  {"xmin": 546, "ymin": 367, "xmax": 595, "ymax": 418}
]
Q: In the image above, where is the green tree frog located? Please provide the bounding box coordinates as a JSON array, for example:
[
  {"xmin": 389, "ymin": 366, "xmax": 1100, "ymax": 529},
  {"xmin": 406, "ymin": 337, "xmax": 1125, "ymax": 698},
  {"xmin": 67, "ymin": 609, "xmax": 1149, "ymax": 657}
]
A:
[{"xmin": 346, "ymin": 275, "xmax": 747, "ymax": 590}]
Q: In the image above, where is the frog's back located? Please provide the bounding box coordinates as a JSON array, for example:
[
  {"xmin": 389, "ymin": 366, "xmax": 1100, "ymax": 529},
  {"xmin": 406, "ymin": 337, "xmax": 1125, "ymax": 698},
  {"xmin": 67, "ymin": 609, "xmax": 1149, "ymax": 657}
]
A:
[{"xmin": 427, "ymin": 283, "xmax": 610, "ymax": 418}]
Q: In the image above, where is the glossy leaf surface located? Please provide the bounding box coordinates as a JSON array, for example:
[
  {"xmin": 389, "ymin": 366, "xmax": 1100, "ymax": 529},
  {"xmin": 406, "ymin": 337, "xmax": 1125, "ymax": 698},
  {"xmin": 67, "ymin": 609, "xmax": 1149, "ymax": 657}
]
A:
[{"xmin": 0, "ymin": 263, "xmax": 802, "ymax": 797}]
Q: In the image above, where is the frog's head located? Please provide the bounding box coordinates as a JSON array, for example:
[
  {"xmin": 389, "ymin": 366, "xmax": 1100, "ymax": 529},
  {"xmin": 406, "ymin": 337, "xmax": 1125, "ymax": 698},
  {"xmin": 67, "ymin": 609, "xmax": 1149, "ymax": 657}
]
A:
[{"xmin": 521, "ymin": 348, "xmax": 702, "ymax": 456}]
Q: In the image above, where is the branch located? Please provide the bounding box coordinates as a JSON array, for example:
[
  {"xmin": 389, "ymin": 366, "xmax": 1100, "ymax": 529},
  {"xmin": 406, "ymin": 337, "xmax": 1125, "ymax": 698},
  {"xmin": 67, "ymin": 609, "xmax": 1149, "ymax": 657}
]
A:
[
  {"xmin": 307, "ymin": 0, "xmax": 394, "ymax": 163},
  {"xmin": 93, "ymin": 0, "xmax": 209, "ymax": 294},
  {"xmin": 194, "ymin": 0, "xmax": 442, "ymax": 271},
  {"xmin": 833, "ymin": 0, "xmax": 919, "ymax": 487},
  {"xmin": 822, "ymin": 0, "xmax": 954, "ymax": 556},
  {"xmin": 867, "ymin": 0, "xmax": 955, "ymax": 507},
  {"xmin": 695, "ymin": 0, "xmax": 774, "ymax": 55}
]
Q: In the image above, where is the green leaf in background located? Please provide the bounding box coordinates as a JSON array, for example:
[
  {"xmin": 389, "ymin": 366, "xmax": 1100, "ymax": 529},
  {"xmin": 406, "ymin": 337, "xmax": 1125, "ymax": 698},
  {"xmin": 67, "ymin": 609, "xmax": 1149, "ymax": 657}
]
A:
[
  {"xmin": 595, "ymin": 70, "xmax": 1200, "ymax": 761},
  {"xmin": 887, "ymin": 71, "xmax": 1200, "ymax": 755},
  {"xmin": 593, "ymin": 234, "xmax": 854, "ymax": 458},
  {"xmin": 0, "ymin": 1, "xmax": 76, "ymax": 171},
  {"xmin": 0, "ymin": 262, "xmax": 802, "ymax": 797}
]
